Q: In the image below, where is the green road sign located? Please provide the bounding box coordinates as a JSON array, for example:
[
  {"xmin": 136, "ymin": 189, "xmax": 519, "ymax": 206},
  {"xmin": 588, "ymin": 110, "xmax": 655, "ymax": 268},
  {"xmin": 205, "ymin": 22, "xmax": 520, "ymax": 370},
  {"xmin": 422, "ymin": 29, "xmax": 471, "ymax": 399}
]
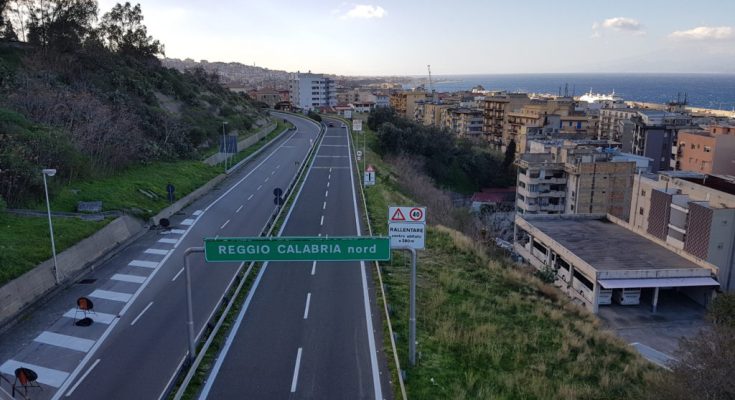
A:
[{"xmin": 204, "ymin": 236, "xmax": 391, "ymax": 262}]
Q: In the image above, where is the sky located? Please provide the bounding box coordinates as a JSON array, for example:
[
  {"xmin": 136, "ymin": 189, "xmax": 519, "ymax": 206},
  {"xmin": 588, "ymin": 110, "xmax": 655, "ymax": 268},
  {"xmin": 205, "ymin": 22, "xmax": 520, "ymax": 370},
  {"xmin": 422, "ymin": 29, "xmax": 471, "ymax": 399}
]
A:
[{"xmin": 97, "ymin": 0, "xmax": 735, "ymax": 76}]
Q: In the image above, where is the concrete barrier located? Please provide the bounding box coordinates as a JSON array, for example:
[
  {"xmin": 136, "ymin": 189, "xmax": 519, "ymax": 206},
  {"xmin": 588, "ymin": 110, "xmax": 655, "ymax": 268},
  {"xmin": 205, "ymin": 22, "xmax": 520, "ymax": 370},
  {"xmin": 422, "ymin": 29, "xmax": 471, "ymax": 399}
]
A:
[{"xmin": 0, "ymin": 215, "xmax": 145, "ymax": 329}]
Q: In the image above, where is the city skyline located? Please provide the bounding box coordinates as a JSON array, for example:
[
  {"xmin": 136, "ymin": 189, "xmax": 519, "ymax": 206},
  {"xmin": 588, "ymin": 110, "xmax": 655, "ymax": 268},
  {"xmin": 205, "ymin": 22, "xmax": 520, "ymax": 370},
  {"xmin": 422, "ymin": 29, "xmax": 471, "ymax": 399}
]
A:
[{"xmin": 97, "ymin": 0, "xmax": 735, "ymax": 75}]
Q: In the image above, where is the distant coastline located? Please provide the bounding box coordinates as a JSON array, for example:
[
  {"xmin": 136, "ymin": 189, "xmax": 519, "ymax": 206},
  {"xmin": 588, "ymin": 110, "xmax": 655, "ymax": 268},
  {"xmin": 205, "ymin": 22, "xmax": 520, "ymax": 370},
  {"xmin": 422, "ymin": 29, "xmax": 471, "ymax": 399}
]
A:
[{"xmin": 401, "ymin": 73, "xmax": 735, "ymax": 111}]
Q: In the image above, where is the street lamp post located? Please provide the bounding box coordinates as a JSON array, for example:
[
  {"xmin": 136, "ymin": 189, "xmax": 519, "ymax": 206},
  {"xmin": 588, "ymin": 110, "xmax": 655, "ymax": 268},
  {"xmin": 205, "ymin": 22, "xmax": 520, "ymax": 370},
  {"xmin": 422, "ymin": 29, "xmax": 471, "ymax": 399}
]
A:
[
  {"xmin": 222, "ymin": 121, "xmax": 229, "ymax": 172},
  {"xmin": 42, "ymin": 168, "xmax": 60, "ymax": 285}
]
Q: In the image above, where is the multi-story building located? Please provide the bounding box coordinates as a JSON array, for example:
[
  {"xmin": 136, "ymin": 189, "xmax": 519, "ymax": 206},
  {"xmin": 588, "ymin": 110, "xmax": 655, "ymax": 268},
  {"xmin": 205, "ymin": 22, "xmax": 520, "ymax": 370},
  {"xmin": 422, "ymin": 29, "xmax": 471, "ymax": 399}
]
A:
[
  {"xmin": 503, "ymin": 97, "xmax": 578, "ymax": 152},
  {"xmin": 416, "ymin": 102, "xmax": 453, "ymax": 127},
  {"xmin": 598, "ymin": 108, "xmax": 639, "ymax": 141},
  {"xmin": 479, "ymin": 92, "xmax": 531, "ymax": 146},
  {"xmin": 676, "ymin": 124, "xmax": 735, "ymax": 175},
  {"xmin": 516, "ymin": 141, "xmax": 638, "ymax": 220},
  {"xmin": 623, "ymin": 110, "xmax": 692, "ymax": 173},
  {"xmin": 288, "ymin": 72, "xmax": 336, "ymax": 111},
  {"xmin": 389, "ymin": 90, "xmax": 427, "ymax": 119},
  {"xmin": 627, "ymin": 171, "xmax": 735, "ymax": 291},
  {"xmin": 247, "ymin": 89, "xmax": 282, "ymax": 107},
  {"xmin": 442, "ymin": 108, "xmax": 484, "ymax": 138}
]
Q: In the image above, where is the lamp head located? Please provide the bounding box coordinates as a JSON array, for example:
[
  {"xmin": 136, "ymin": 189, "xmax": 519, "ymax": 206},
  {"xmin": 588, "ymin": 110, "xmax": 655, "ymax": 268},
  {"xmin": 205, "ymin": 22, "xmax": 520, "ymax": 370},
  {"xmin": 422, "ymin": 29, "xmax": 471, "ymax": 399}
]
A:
[{"xmin": 42, "ymin": 169, "xmax": 57, "ymax": 177}]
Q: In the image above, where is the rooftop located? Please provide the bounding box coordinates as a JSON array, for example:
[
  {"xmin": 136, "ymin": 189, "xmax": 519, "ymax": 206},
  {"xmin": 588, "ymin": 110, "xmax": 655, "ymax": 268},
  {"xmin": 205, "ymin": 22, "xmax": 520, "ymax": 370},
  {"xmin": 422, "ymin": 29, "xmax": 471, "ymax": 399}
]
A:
[{"xmin": 522, "ymin": 216, "xmax": 707, "ymax": 273}]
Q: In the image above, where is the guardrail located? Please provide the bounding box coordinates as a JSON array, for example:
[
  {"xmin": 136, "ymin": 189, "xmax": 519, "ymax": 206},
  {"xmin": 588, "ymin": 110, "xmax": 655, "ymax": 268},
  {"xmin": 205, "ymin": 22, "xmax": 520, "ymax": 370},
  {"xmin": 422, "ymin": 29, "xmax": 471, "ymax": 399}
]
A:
[{"xmin": 167, "ymin": 113, "xmax": 325, "ymax": 400}]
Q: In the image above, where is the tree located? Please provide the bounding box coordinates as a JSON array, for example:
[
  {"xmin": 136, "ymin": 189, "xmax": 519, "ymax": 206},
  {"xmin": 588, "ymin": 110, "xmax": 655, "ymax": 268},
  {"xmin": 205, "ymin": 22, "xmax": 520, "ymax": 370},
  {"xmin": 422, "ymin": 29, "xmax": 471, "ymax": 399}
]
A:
[
  {"xmin": 25, "ymin": 0, "xmax": 98, "ymax": 52},
  {"xmin": 99, "ymin": 2, "xmax": 163, "ymax": 58},
  {"xmin": 648, "ymin": 293, "xmax": 735, "ymax": 399},
  {"xmin": 503, "ymin": 139, "xmax": 516, "ymax": 169}
]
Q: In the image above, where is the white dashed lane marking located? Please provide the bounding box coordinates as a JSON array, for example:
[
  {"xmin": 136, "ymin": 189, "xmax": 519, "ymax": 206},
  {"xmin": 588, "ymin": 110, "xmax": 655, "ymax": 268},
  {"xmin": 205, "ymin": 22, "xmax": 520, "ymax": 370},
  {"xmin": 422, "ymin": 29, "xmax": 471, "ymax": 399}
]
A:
[
  {"xmin": 0, "ymin": 360, "xmax": 69, "ymax": 388},
  {"xmin": 89, "ymin": 289, "xmax": 132, "ymax": 303},
  {"xmin": 144, "ymin": 249, "xmax": 169, "ymax": 256},
  {"xmin": 62, "ymin": 309, "xmax": 117, "ymax": 324},
  {"xmin": 128, "ymin": 260, "xmax": 158, "ymax": 269},
  {"xmin": 181, "ymin": 219, "xmax": 195, "ymax": 226},
  {"xmin": 158, "ymin": 238, "xmax": 178, "ymax": 244},
  {"xmin": 34, "ymin": 332, "xmax": 95, "ymax": 353},
  {"xmin": 111, "ymin": 274, "xmax": 146, "ymax": 284}
]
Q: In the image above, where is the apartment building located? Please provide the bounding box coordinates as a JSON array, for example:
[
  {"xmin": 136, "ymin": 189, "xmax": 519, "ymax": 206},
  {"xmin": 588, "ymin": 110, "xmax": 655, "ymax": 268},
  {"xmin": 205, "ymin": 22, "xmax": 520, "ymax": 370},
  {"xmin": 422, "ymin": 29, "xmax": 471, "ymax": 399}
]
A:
[
  {"xmin": 598, "ymin": 108, "xmax": 639, "ymax": 141},
  {"xmin": 289, "ymin": 72, "xmax": 336, "ymax": 111},
  {"xmin": 503, "ymin": 97, "xmax": 580, "ymax": 152},
  {"xmin": 516, "ymin": 141, "xmax": 637, "ymax": 220},
  {"xmin": 442, "ymin": 108, "xmax": 484, "ymax": 138},
  {"xmin": 622, "ymin": 110, "xmax": 692, "ymax": 173},
  {"xmin": 676, "ymin": 124, "xmax": 735, "ymax": 175},
  {"xmin": 628, "ymin": 171, "xmax": 735, "ymax": 291},
  {"xmin": 389, "ymin": 90, "xmax": 427, "ymax": 119},
  {"xmin": 247, "ymin": 89, "xmax": 283, "ymax": 108},
  {"xmin": 479, "ymin": 93, "xmax": 531, "ymax": 146}
]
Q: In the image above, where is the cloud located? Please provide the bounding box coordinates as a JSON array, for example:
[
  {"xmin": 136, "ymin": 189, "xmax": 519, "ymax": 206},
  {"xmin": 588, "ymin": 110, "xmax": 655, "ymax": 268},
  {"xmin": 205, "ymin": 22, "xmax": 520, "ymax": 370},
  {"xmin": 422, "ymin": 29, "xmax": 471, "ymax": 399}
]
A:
[
  {"xmin": 592, "ymin": 17, "xmax": 644, "ymax": 38},
  {"xmin": 669, "ymin": 26, "xmax": 734, "ymax": 40},
  {"xmin": 601, "ymin": 17, "xmax": 643, "ymax": 32},
  {"xmin": 340, "ymin": 4, "xmax": 386, "ymax": 19}
]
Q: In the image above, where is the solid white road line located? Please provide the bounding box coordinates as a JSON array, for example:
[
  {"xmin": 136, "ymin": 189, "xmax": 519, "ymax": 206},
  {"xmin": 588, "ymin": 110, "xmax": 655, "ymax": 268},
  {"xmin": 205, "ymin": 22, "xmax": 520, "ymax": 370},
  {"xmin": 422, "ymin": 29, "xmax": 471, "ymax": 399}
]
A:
[
  {"xmin": 172, "ymin": 267, "xmax": 184, "ymax": 282},
  {"xmin": 323, "ymin": 201, "xmax": 326, "ymax": 210},
  {"xmin": 144, "ymin": 248, "xmax": 169, "ymax": 256},
  {"xmin": 290, "ymin": 348, "xmax": 303, "ymax": 393},
  {"xmin": 311, "ymin": 261, "xmax": 316, "ymax": 276},
  {"xmin": 62, "ymin": 309, "xmax": 117, "ymax": 325},
  {"xmin": 128, "ymin": 260, "xmax": 158, "ymax": 269},
  {"xmin": 111, "ymin": 274, "xmax": 146, "ymax": 284},
  {"xmin": 199, "ymin": 116, "xmax": 323, "ymax": 400},
  {"xmin": 89, "ymin": 289, "xmax": 132, "ymax": 303},
  {"xmin": 0, "ymin": 360, "xmax": 69, "ymax": 388},
  {"xmin": 248, "ymin": 194, "xmax": 254, "ymax": 200},
  {"xmin": 158, "ymin": 238, "xmax": 178, "ymax": 244},
  {"xmin": 52, "ymin": 120, "xmax": 310, "ymax": 400},
  {"xmin": 131, "ymin": 302, "xmax": 154, "ymax": 326},
  {"xmin": 303, "ymin": 293, "xmax": 311, "ymax": 319},
  {"xmin": 193, "ymin": 210, "xmax": 203, "ymax": 216},
  {"xmin": 347, "ymin": 120, "xmax": 384, "ymax": 399},
  {"xmin": 181, "ymin": 219, "xmax": 195, "ymax": 226},
  {"xmin": 34, "ymin": 332, "xmax": 95, "ymax": 353},
  {"xmin": 65, "ymin": 358, "xmax": 100, "ymax": 397},
  {"xmin": 236, "ymin": 205, "xmax": 243, "ymax": 213},
  {"xmin": 220, "ymin": 219, "xmax": 230, "ymax": 229},
  {"xmin": 320, "ymin": 215, "xmax": 324, "ymax": 226},
  {"xmin": 316, "ymin": 155, "xmax": 348, "ymax": 158},
  {"xmin": 320, "ymin": 144, "xmax": 348, "ymax": 147}
]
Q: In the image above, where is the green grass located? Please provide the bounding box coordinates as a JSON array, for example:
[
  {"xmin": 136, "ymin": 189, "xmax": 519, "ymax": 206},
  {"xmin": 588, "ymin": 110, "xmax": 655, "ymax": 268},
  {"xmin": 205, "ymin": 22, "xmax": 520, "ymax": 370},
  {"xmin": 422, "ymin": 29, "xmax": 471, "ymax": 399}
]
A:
[
  {"xmin": 44, "ymin": 161, "xmax": 221, "ymax": 218},
  {"xmin": 0, "ymin": 213, "xmax": 110, "ymax": 285},
  {"xmin": 350, "ymin": 119, "xmax": 654, "ymax": 399}
]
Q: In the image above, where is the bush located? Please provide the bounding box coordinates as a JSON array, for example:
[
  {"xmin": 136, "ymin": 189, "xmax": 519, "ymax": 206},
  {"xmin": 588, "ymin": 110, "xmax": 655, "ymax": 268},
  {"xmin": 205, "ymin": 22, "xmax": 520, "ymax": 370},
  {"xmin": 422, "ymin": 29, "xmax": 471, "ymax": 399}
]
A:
[
  {"xmin": 307, "ymin": 110, "xmax": 322, "ymax": 122},
  {"xmin": 534, "ymin": 263, "xmax": 557, "ymax": 284},
  {"xmin": 0, "ymin": 196, "xmax": 6, "ymax": 212}
]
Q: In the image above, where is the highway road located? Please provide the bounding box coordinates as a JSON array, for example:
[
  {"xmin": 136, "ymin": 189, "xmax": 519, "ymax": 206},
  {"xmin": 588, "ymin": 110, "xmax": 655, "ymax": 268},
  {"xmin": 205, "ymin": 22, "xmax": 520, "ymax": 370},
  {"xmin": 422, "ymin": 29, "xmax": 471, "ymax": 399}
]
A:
[
  {"xmin": 198, "ymin": 119, "xmax": 390, "ymax": 399},
  {"xmin": 0, "ymin": 113, "xmax": 320, "ymax": 400}
]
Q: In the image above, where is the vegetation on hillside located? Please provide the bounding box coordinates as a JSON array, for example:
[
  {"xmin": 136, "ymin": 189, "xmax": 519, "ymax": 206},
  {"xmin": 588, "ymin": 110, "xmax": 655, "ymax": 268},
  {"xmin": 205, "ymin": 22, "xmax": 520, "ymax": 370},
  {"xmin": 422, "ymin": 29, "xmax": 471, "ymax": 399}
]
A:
[
  {"xmin": 0, "ymin": 1, "xmax": 264, "ymax": 207},
  {"xmin": 351, "ymin": 125, "xmax": 654, "ymax": 399},
  {"xmin": 367, "ymin": 107, "xmax": 515, "ymax": 194}
]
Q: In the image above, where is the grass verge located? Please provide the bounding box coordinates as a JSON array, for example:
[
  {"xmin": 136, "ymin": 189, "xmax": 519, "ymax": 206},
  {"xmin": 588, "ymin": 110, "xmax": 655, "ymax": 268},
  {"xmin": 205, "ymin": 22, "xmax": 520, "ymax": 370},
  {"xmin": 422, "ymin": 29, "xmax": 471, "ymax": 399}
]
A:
[
  {"xmin": 0, "ymin": 213, "xmax": 110, "ymax": 285},
  {"xmin": 351, "ymin": 118, "xmax": 654, "ymax": 399}
]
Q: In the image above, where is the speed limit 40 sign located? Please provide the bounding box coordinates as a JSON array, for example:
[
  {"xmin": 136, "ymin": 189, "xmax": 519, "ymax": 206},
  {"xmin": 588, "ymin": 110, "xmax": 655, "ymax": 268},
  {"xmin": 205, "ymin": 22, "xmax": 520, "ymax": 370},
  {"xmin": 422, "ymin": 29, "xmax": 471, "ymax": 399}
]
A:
[{"xmin": 388, "ymin": 206, "xmax": 426, "ymax": 249}]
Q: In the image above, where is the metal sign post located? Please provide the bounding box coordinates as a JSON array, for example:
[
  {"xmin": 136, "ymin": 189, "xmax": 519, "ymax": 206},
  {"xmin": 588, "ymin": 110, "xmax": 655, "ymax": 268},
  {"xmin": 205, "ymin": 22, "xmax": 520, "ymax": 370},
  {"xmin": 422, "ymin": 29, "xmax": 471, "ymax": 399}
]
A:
[
  {"xmin": 183, "ymin": 247, "xmax": 204, "ymax": 364},
  {"xmin": 407, "ymin": 247, "xmax": 417, "ymax": 366}
]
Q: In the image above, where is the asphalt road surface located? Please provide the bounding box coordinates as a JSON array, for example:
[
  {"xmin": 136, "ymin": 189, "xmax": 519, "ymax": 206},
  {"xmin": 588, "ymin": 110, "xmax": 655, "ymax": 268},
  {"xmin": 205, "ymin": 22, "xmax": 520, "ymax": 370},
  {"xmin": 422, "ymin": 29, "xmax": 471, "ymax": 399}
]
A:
[
  {"xmin": 0, "ymin": 113, "xmax": 320, "ymax": 400},
  {"xmin": 198, "ymin": 119, "xmax": 389, "ymax": 399}
]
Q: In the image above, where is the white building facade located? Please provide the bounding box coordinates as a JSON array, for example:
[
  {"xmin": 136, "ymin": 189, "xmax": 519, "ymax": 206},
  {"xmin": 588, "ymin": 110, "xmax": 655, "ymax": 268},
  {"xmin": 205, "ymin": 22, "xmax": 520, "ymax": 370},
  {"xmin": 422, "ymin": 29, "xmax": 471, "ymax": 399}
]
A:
[{"xmin": 289, "ymin": 72, "xmax": 337, "ymax": 111}]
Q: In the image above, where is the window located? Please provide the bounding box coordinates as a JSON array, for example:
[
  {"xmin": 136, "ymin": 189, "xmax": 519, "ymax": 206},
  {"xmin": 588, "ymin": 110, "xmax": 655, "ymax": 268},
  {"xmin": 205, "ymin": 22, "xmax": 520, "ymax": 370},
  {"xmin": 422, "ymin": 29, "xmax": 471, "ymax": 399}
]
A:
[
  {"xmin": 641, "ymin": 189, "xmax": 646, "ymax": 196},
  {"xmin": 639, "ymin": 207, "xmax": 644, "ymax": 215},
  {"xmin": 704, "ymin": 146, "xmax": 712, "ymax": 153}
]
